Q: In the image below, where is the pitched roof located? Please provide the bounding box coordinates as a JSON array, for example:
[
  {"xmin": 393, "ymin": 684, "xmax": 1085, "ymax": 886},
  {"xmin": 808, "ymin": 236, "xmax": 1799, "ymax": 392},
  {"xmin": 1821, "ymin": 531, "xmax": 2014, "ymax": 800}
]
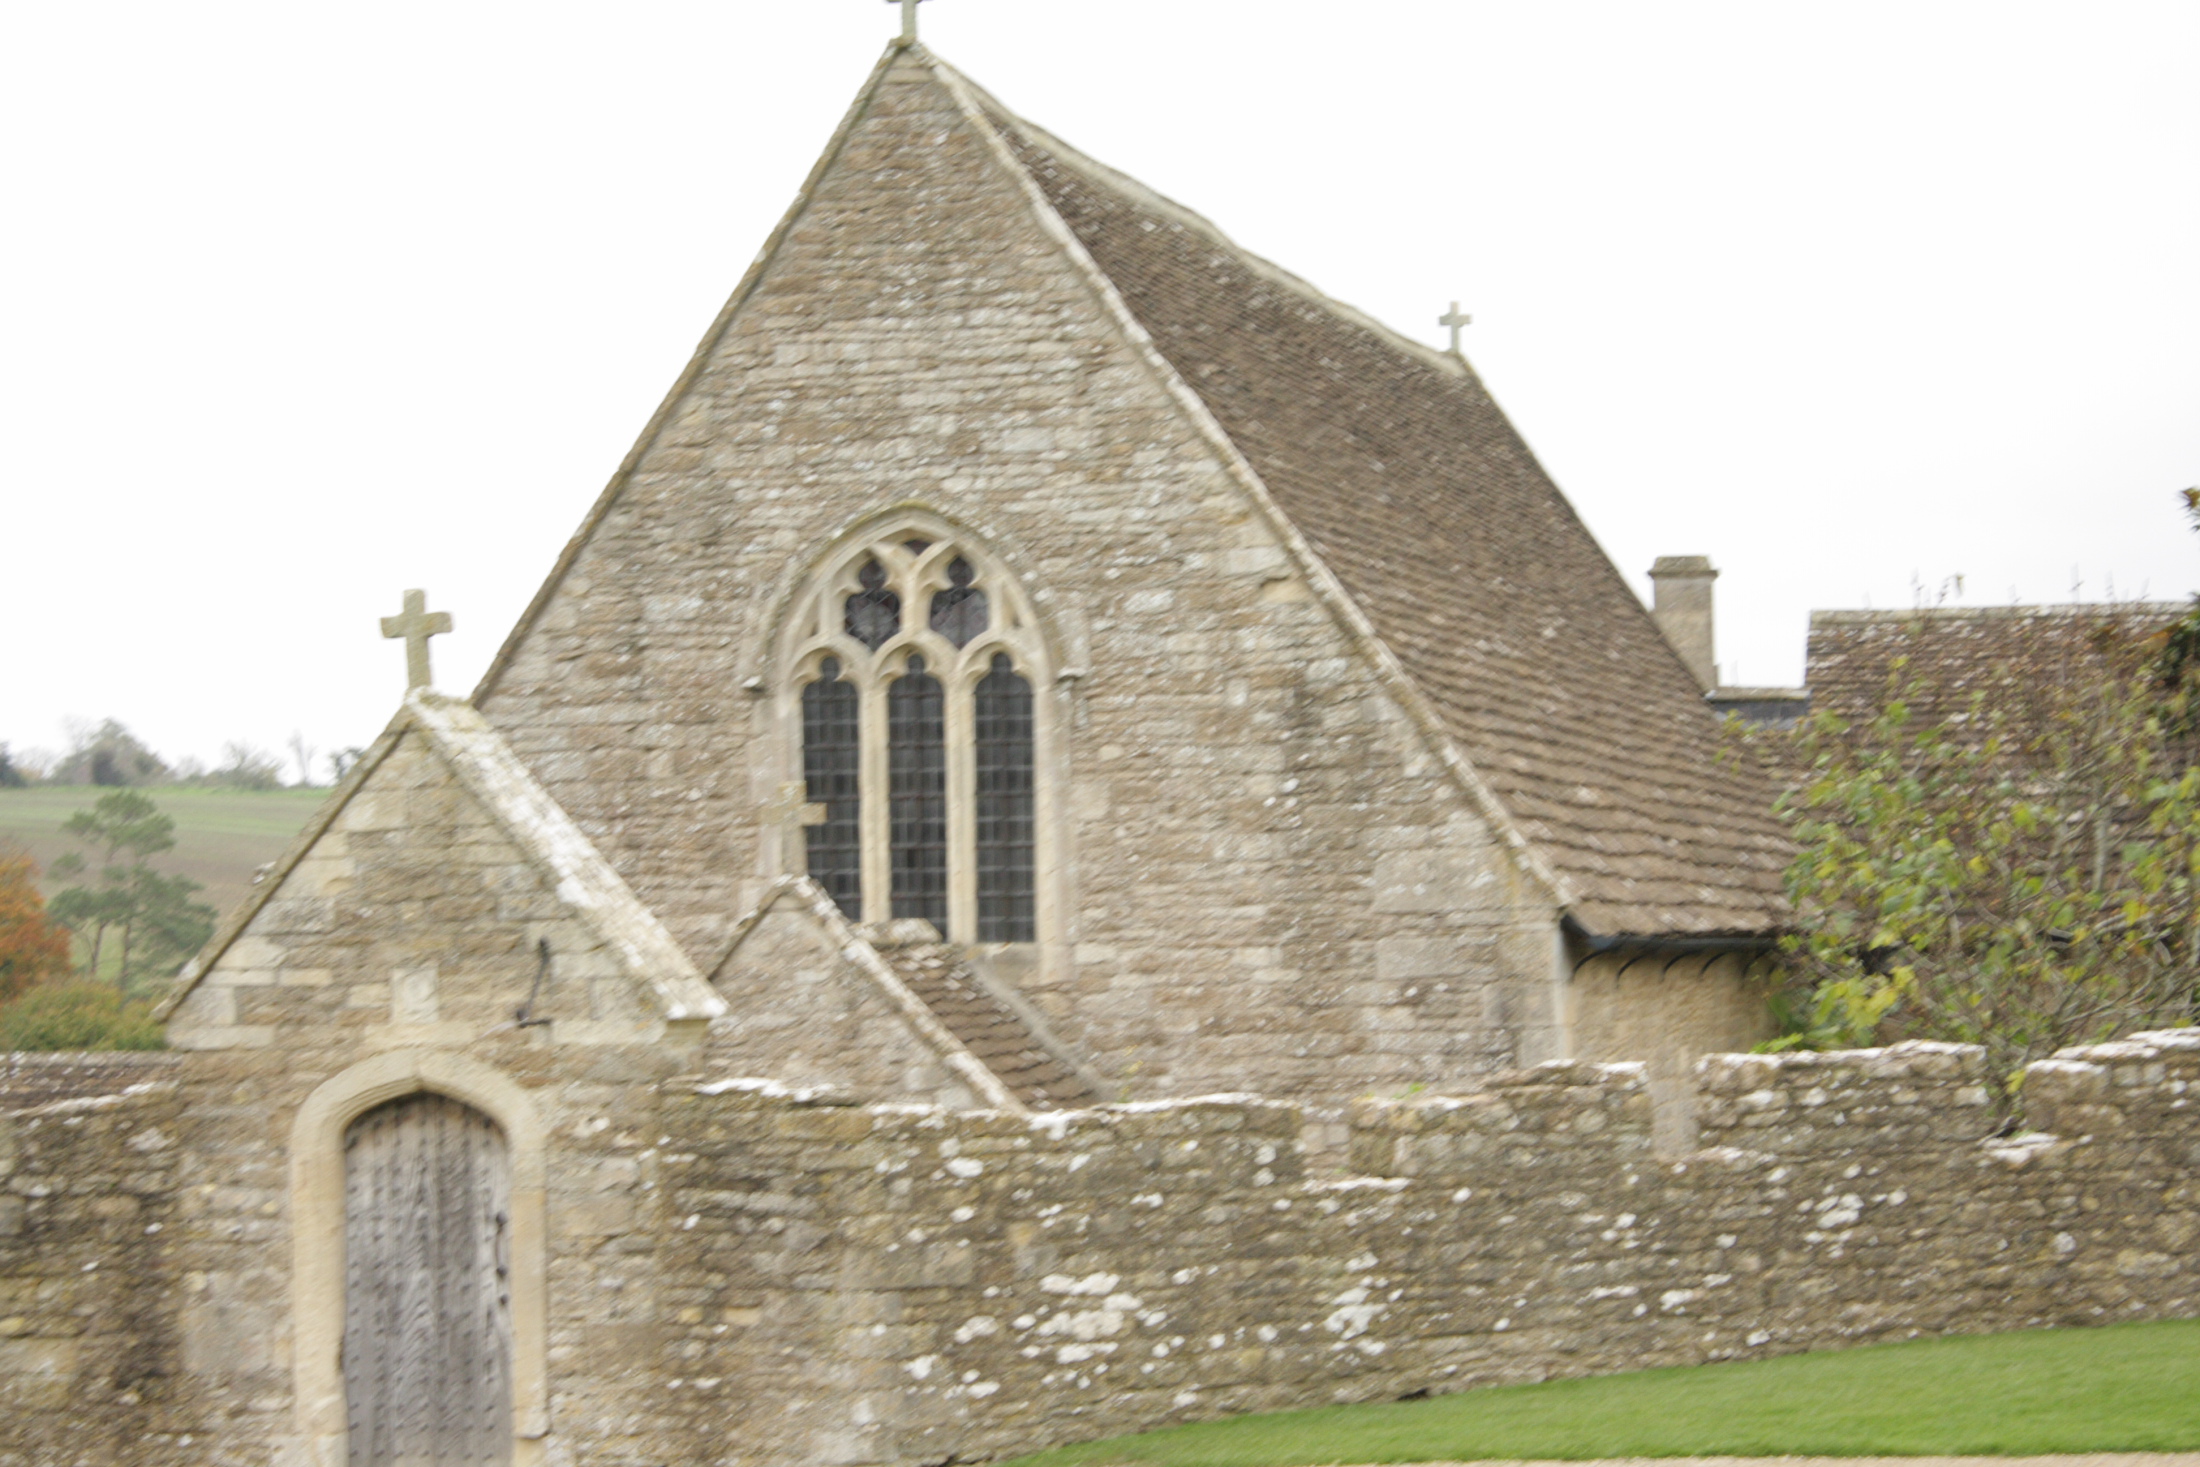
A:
[
  {"xmin": 469, "ymin": 43, "xmax": 1791, "ymax": 938},
  {"xmin": 1807, "ymin": 603, "xmax": 2188, "ymax": 731},
  {"xmin": 945, "ymin": 63, "xmax": 1791, "ymax": 936}
]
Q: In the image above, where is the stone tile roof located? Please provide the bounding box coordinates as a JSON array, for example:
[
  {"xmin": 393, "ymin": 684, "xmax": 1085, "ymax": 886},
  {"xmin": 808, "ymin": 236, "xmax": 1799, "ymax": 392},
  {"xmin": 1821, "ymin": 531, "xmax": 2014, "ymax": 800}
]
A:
[
  {"xmin": 970, "ymin": 88, "xmax": 1792, "ymax": 936},
  {"xmin": 876, "ymin": 944, "xmax": 1097, "ymax": 1110},
  {"xmin": 1807, "ymin": 604, "xmax": 2187, "ymax": 731},
  {"xmin": 0, "ymin": 1052, "xmax": 176, "ymax": 1112}
]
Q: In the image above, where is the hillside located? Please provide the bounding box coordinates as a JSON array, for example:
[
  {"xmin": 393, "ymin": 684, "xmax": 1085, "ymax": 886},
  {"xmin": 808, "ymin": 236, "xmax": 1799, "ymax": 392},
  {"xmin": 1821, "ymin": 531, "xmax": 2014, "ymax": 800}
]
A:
[{"xmin": 0, "ymin": 787, "xmax": 327, "ymax": 923}]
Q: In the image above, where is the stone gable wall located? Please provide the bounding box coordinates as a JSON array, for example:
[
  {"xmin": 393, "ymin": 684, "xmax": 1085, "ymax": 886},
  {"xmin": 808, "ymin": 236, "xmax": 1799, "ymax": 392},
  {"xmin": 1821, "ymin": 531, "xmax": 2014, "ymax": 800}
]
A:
[
  {"xmin": 11, "ymin": 1032, "xmax": 2194, "ymax": 1467},
  {"xmin": 477, "ymin": 52, "xmax": 1560, "ymax": 1105},
  {"xmin": 144, "ymin": 725, "xmax": 722, "ymax": 1464}
]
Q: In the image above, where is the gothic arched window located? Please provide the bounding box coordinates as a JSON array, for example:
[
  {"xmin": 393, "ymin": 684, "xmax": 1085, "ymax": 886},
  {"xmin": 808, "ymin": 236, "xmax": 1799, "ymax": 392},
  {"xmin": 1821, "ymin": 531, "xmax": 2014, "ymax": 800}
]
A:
[{"xmin": 777, "ymin": 530, "xmax": 1045, "ymax": 945}]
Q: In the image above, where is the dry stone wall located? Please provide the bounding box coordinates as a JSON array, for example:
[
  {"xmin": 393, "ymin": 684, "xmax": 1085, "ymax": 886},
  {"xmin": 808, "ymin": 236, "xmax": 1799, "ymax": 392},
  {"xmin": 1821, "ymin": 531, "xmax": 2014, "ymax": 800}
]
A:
[
  {"xmin": 0, "ymin": 1068, "xmax": 185, "ymax": 1467},
  {"xmin": 4, "ymin": 1030, "xmax": 2198, "ymax": 1467}
]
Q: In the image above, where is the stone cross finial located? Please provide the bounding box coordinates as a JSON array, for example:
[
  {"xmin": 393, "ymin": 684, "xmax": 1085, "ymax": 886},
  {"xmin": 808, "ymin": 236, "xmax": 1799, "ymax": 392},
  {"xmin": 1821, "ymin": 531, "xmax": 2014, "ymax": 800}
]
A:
[
  {"xmin": 380, "ymin": 589, "xmax": 452, "ymax": 692},
  {"xmin": 762, "ymin": 781, "xmax": 830, "ymax": 830},
  {"xmin": 1439, "ymin": 302, "xmax": 1473, "ymax": 355},
  {"xmin": 890, "ymin": 0, "xmax": 926, "ymax": 44}
]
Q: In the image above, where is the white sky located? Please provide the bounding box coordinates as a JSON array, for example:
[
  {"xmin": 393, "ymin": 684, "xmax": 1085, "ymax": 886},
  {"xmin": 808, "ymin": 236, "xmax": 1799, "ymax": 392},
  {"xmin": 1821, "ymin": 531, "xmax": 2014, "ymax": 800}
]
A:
[{"xmin": 4, "ymin": 1, "xmax": 2196, "ymax": 774}]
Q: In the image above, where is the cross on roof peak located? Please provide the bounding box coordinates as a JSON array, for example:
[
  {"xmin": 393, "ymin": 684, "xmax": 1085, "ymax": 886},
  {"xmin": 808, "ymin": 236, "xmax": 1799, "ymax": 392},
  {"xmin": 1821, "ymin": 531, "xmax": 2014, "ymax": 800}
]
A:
[
  {"xmin": 1439, "ymin": 302, "xmax": 1473, "ymax": 356},
  {"xmin": 889, "ymin": 0, "xmax": 929, "ymax": 45},
  {"xmin": 380, "ymin": 589, "xmax": 452, "ymax": 693}
]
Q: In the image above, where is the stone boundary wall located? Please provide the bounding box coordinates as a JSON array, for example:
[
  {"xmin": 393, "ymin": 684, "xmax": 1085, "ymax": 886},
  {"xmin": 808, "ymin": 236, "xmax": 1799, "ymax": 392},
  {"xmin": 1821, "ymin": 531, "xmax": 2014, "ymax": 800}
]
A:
[
  {"xmin": 1, "ymin": 1033, "xmax": 2196, "ymax": 1467},
  {"xmin": 0, "ymin": 1075, "xmax": 184, "ymax": 1467},
  {"xmin": 654, "ymin": 1034, "xmax": 2199, "ymax": 1466}
]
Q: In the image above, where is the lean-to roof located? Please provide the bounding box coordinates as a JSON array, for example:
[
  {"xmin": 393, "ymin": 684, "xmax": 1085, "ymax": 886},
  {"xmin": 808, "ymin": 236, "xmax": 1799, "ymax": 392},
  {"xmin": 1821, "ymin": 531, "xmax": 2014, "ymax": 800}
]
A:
[{"xmin": 952, "ymin": 64, "xmax": 1791, "ymax": 936}]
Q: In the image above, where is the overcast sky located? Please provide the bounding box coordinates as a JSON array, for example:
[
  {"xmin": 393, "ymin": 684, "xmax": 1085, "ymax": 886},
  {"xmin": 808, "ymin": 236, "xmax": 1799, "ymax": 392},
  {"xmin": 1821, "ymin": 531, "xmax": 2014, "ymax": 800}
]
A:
[{"xmin": 4, "ymin": 1, "xmax": 2195, "ymax": 776}]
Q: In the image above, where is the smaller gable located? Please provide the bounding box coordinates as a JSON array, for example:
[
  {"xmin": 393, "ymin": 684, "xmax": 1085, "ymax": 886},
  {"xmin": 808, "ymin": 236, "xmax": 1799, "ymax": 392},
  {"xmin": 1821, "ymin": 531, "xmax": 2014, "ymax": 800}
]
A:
[
  {"xmin": 709, "ymin": 879, "xmax": 1096, "ymax": 1112},
  {"xmin": 158, "ymin": 691, "xmax": 724, "ymax": 1037}
]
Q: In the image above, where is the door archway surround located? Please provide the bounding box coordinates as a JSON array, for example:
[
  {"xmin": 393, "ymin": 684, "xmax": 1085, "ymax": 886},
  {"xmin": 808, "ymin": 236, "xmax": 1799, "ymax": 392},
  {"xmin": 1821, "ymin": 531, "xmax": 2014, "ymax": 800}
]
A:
[{"xmin": 289, "ymin": 1050, "xmax": 549, "ymax": 1464}]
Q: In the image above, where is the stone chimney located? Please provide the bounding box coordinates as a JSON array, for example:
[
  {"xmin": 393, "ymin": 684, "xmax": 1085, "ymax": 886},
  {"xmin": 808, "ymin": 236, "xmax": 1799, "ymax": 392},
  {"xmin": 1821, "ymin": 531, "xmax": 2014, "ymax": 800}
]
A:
[{"xmin": 1650, "ymin": 556, "xmax": 1717, "ymax": 690}]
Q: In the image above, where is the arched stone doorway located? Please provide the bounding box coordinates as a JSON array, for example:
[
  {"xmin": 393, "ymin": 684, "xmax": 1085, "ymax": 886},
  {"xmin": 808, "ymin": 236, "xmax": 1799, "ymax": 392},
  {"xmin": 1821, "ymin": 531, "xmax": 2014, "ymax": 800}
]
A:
[{"xmin": 342, "ymin": 1092, "xmax": 513, "ymax": 1466}]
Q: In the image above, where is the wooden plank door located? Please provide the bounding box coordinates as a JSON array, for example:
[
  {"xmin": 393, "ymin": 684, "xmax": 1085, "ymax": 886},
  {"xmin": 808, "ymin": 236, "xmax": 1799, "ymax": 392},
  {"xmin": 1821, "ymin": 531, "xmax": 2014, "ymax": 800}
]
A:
[{"xmin": 343, "ymin": 1093, "xmax": 513, "ymax": 1467}]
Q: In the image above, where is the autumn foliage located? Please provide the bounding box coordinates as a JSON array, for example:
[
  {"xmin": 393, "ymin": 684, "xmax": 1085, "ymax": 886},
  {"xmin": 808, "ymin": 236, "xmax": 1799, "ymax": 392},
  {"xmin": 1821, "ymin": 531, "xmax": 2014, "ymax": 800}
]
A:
[{"xmin": 0, "ymin": 854, "xmax": 73, "ymax": 1003}]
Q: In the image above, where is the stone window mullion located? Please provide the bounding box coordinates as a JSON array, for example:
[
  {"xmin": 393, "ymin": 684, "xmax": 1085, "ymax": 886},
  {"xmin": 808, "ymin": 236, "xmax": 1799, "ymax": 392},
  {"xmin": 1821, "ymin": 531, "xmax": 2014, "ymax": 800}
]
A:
[
  {"xmin": 857, "ymin": 671, "xmax": 891, "ymax": 926},
  {"xmin": 945, "ymin": 663, "xmax": 977, "ymax": 945}
]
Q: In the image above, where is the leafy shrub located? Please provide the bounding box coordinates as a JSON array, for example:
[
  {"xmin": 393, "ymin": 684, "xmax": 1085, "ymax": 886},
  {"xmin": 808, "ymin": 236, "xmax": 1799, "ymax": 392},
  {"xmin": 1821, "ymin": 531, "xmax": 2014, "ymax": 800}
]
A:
[
  {"xmin": 1765, "ymin": 607, "xmax": 2200, "ymax": 1098},
  {"xmin": 0, "ymin": 983, "xmax": 165, "ymax": 1051}
]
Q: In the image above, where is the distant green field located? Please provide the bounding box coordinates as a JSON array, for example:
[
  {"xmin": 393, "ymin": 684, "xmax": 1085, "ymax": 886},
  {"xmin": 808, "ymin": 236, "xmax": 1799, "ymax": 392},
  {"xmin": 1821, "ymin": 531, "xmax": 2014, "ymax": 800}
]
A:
[
  {"xmin": 1000, "ymin": 1319, "xmax": 2200, "ymax": 1466},
  {"xmin": 0, "ymin": 787, "xmax": 327, "ymax": 921}
]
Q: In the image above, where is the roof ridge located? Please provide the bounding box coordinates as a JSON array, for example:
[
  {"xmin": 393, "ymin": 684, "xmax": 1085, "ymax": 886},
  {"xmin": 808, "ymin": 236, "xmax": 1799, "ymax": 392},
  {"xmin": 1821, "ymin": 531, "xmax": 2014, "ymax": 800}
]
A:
[
  {"xmin": 1812, "ymin": 602, "xmax": 2188, "ymax": 626},
  {"xmin": 934, "ymin": 60, "xmax": 1474, "ymax": 387}
]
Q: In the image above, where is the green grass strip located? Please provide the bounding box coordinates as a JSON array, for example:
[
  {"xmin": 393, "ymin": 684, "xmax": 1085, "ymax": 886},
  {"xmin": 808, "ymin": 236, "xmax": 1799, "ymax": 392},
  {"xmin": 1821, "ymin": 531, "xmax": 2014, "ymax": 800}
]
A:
[{"xmin": 1002, "ymin": 1319, "xmax": 2200, "ymax": 1465}]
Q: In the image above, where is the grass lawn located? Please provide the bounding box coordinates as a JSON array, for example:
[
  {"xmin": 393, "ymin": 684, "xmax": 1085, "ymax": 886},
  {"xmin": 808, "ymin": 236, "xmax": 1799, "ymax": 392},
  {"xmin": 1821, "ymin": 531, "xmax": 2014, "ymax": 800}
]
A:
[
  {"xmin": 1002, "ymin": 1319, "xmax": 2200, "ymax": 1465},
  {"xmin": 0, "ymin": 786, "xmax": 328, "ymax": 921}
]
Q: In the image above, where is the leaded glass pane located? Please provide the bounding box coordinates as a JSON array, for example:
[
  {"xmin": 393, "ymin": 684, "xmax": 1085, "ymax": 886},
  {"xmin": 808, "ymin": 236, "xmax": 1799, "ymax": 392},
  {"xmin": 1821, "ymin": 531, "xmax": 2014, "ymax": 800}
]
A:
[
  {"xmin": 974, "ymin": 653, "xmax": 1036, "ymax": 942},
  {"xmin": 888, "ymin": 655, "xmax": 948, "ymax": 928},
  {"xmin": 800, "ymin": 658, "xmax": 862, "ymax": 919},
  {"xmin": 928, "ymin": 557, "xmax": 989, "ymax": 648},
  {"xmin": 844, "ymin": 560, "xmax": 900, "ymax": 651}
]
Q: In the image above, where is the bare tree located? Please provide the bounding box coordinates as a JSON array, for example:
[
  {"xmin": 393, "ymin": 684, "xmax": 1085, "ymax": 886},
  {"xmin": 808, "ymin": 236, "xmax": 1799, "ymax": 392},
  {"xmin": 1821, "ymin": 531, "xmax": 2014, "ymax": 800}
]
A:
[{"xmin": 287, "ymin": 731, "xmax": 318, "ymax": 789}]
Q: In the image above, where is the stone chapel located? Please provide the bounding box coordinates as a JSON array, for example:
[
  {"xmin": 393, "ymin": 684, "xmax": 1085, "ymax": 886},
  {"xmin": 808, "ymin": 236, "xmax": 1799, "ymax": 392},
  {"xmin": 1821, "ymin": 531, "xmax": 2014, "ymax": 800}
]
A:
[
  {"xmin": 5, "ymin": 36, "xmax": 1869, "ymax": 1467},
  {"xmin": 167, "ymin": 32, "xmax": 1799, "ymax": 1143}
]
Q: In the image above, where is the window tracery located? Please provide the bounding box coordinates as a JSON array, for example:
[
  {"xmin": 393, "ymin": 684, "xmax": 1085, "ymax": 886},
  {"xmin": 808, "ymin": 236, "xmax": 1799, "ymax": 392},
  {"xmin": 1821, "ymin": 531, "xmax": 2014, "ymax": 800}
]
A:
[
  {"xmin": 777, "ymin": 529, "xmax": 1047, "ymax": 945},
  {"xmin": 928, "ymin": 558, "xmax": 988, "ymax": 647},
  {"xmin": 844, "ymin": 560, "xmax": 900, "ymax": 651}
]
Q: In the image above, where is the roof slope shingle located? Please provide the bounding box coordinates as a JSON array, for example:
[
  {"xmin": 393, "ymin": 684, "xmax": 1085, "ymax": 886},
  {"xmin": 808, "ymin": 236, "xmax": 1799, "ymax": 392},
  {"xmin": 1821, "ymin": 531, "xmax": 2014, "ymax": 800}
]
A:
[
  {"xmin": 1808, "ymin": 604, "xmax": 2188, "ymax": 731},
  {"xmin": 877, "ymin": 944, "xmax": 1098, "ymax": 1110},
  {"xmin": 973, "ymin": 92, "xmax": 1791, "ymax": 935}
]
